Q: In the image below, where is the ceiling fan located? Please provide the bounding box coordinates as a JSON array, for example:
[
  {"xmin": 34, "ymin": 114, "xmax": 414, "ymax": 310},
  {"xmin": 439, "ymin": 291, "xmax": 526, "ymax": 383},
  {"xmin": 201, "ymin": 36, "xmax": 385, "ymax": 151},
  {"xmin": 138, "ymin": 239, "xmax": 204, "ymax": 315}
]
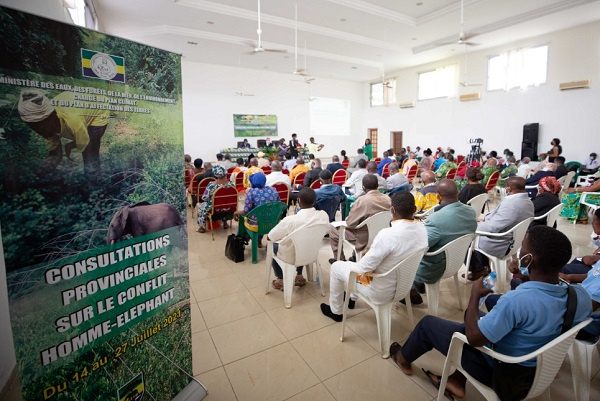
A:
[
  {"xmin": 459, "ymin": 42, "xmax": 481, "ymax": 87},
  {"xmin": 438, "ymin": 0, "xmax": 479, "ymax": 48},
  {"xmin": 292, "ymin": 3, "xmax": 309, "ymax": 76},
  {"xmin": 293, "ymin": 77, "xmax": 315, "ymax": 84},
  {"xmin": 244, "ymin": 0, "xmax": 287, "ymax": 55}
]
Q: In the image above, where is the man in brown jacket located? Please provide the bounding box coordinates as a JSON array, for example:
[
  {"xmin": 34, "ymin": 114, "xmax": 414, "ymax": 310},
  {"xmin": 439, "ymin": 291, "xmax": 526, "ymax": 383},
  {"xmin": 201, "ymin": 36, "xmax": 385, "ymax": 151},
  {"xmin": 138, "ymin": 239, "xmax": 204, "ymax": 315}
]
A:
[{"xmin": 329, "ymin": 174, "xmax": 391, "ymax": 263}]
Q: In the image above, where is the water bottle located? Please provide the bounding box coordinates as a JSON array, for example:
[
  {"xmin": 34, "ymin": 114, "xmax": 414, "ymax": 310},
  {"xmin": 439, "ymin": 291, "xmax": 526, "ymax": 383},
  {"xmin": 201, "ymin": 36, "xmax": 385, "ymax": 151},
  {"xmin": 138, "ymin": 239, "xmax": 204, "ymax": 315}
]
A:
[{"xmin": 478, "ymin": 272, "xmax": 497, "ymax": 309}]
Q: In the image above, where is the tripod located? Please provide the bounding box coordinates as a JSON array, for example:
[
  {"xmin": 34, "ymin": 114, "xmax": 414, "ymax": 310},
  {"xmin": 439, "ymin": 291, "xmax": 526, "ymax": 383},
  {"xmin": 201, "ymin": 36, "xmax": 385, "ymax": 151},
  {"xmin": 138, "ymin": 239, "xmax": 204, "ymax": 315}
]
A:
[{"xmin": 466, "ymin": 143, "xmax": 482, "ymax": 165}]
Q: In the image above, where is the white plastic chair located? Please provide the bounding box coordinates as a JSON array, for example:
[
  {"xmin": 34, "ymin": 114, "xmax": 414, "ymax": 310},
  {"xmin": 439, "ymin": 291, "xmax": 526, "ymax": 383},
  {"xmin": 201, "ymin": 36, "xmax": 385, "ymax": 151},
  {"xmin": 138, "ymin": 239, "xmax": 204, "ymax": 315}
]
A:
[
  {"xmin": 265, "ymin": 223, "xmax": 329, "ymax": 308},
  {"xmin": 533, "ymin": 203, "xmax": 563, "ymax": 227},
  {"xmin": 339, "ymin": 249, "xmax": 426, "ymax": 358},
  {"xmin": 568, "ymin": 335, "xmax": 600, "ymax": 401},
  {"xmin": 424, "ymin": 234, "xmax": 475, "ymax": 316},
  {"xmin": 414, "ymin": 206, "xmax": 435, "ymax": 221},
  {"xmin": 467, "ymin": 193, "xmax": 488, "ymax": 220},
  {"xmin": 437, "ymin": 319, "xmax": 592, "ymax": 401},
  {"xmin": 333, "ymin": 211, "xmax": 391, "ymax": 262},
  {"xmin": 580, "ymin": 192, "xmax": 600, "ymax": 213},
  {"xmin": 575, "ymin": 171, "xmax": 600, "ymax": 188},
  {"xmin": 474, "ymin": 217, "xmax": 534, "ymax": 293}
]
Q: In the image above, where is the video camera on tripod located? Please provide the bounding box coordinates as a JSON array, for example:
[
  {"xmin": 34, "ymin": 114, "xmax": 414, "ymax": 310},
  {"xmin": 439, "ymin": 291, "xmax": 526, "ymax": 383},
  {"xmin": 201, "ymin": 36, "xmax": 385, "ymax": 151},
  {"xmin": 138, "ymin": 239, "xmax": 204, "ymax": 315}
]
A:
[{"xmin": 466, "ymin": 138, "xmax": 484, "ymax": 164}]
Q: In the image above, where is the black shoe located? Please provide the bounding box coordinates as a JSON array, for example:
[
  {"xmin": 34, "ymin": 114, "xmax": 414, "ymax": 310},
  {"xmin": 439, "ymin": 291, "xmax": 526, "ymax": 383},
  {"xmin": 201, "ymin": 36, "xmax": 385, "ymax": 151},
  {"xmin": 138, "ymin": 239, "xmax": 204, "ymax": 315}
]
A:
[
  {"xmin": 415, "ymin": 282, "xmax": 426, "ymax": 294},
  {"xmin": 320, "ymin": 303, "xmax": 343, "ymax": 322},
  {"xmin": 348, "ymin": 254, "xmax": 356, "ymax": 262},
  {"xmin": 343, "ymin": 292, "xmax": 356, "ymax": 309},
  {"xmin": 329, "ymin": 258, "xmax": 337, "ymax": 265},
  {"xmin": 400, "ymin": 293, "xmax": 423, "ymax": 305}
]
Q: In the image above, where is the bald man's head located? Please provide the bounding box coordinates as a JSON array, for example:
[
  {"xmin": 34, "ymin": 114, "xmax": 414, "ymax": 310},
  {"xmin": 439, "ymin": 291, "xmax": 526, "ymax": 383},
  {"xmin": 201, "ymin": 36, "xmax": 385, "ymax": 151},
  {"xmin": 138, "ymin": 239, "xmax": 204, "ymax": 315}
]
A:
[
  {"xmin": 437, "ymin": 179, "xmax": 459, "ymax": 204},
  {"xmin": 487, "ymin": 158, "xmax": 497, "ymax": 167},
  {"xmin": 296, "ymin": 157, "xmax": 304, "ymax": 165},
  {"xmin": 362, "ymin": 174, "xmax": 379, "ymax": 191},
  {"xmin": 389, "ymin": 162, "xmax": 399, "ymax": 174},
  {"xmin": 367, "ymin": 161, "xmax": 378, "ymax": 174},
  {"xmin": 421, "ymin": 170, "xmax": 435, "ymax": 184},
  {"xmin": 271, "ymin": 160, "xmax": 282, "ymax": 171},
  {"xmin": 249, "ymin": 158, "xmax": 258, "ymax": 167},
  {"xmin": 313, "ymin": 158, "xmax": 322, "ymax": 168}
]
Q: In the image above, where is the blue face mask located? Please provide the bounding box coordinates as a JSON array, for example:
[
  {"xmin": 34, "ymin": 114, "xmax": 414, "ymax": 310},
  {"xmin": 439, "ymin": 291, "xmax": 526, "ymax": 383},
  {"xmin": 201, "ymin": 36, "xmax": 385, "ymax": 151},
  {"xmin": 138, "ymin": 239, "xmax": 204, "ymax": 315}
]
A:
[
  {"xmin": 517, "ymin": 251, "xmax": 533, "ymax": 276},
  {"xmin": 592, "ymin": 232, "xmax": 600, "ymax": 248}
]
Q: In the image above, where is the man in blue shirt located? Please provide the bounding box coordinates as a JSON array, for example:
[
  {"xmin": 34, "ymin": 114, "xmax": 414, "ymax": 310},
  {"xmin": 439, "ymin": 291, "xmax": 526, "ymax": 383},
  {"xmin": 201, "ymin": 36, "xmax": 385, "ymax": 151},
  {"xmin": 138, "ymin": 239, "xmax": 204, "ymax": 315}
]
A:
[
  {"xmin": 377, "ymin": 151, "xmax": 394, "ymax": 176},
  {"xmin": 326, "ymin": 155, "xmax": 346, "ymax": 175},
  {"xmin": 389, "ymin": 225, "xmax": 592, "ymax": 400},
  {"xmin": 315, "ymin": 170, "xmax": 346, "ymax": 203}
]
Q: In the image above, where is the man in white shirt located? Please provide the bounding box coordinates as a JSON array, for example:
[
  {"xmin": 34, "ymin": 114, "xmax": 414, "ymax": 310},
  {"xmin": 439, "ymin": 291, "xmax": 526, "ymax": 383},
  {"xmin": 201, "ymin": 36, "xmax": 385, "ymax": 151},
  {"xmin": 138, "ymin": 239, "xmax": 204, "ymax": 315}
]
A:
[
  {"xmin": 265, "ymin": 160, "xmax": 291, "ymax": 188},
  {"xmin": 343, "ymin": 159, "xmax": 368, "ymax": 196},
  {"xmin": 348, "ymin": 148, "xmax": 369, "ymax": 173},
  {"xmin": 268, "ymin": 187, "xmax": 330, "ymax": 289},
  {"xmin": 321, "ymin": 192, "xmax": 428, "ymax": 321},
  {"xmin": 386, "ymin": 162, "xmax": 409, "ymax": 192},
  {"xmin": 516, "ymin": 157, "xmax": 532, "ymax": 178},
  {"xmin": 583, "ymin": 152, "xmax": 599, "ymax": 174},
  {"xmin": 283, "ymin": 153, "xmax": 296, "ymax": 170},
  {"xmin": 221, "ymin": 154, "xmax": 236, "ymax": 170},
  {"xmin": 257, "ymin": 151, "xmax": 270, "ymax": 168}
]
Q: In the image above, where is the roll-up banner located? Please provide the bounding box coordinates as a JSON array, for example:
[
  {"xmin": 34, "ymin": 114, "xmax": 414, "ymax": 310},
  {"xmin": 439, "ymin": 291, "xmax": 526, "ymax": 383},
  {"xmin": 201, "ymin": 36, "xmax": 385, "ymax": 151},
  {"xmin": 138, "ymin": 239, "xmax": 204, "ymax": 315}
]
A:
[{"xmin": 0, "ymin": 6, "xmax": 204, "ymax": 401}]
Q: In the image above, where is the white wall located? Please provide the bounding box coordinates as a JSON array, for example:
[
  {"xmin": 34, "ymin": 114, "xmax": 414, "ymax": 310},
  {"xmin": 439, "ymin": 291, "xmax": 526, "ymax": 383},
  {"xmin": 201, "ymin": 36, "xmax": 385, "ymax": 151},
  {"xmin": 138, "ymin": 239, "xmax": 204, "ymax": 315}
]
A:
[
  {"xmin": 182, "ymin": 62, "xmax": 365, "ymax": 161},
  {"xmin": 0, "ymin": 0, "xmax": 73, "ymax": 24},
  {"xmin": 362, "ymin": 21, "xmax": 600, "ymax": 161}
]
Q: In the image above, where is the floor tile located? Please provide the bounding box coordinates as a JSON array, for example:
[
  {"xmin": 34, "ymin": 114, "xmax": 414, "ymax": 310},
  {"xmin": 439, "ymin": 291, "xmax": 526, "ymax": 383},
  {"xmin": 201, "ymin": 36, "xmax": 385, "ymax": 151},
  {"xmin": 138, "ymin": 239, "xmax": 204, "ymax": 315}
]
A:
[
  {"xmin": 191, "ymin": 302, "xmax": 207, "ymax": 333},
  {"xmin": 224, "ymin": 343, "xmax": 319, "ymax": 401},
  {"xmin": 191, "ymin": 273, "xmax": 247, "ymax": 302},
  {"xmin": 248, "ymin": 284, "xmax": 312, "ymax": 311},
  {"xmin": 192, "ymin": 330, "xmax": 222, "ymax": 375},
  {"xmin": 290, "ymin": 323, "xmax": 377, "ymax": 380},
  {"xmin": 266, "ymin": 297, "xmax": 334, "ymax": 340},
  {"xmin": 345, "ymin": 309, "xmax": 414, "ymax": 352},
  {"xmin": 189, "ymin": 259, "xmax": 234, "ymax": 282},
  {"xmin": 284, "ymin": 383, "xmax": 336, "ymax": 401},
  {"xmin": 196, "ymin": 367, "xmax": 237, "ymax": 401},
  {"xmin": 198, "ymin": 290, "xmax": 262, "ymax": 328},
  {"xmin": 210, "ymin": 312, "xmax": 287, "ymax": 364}
]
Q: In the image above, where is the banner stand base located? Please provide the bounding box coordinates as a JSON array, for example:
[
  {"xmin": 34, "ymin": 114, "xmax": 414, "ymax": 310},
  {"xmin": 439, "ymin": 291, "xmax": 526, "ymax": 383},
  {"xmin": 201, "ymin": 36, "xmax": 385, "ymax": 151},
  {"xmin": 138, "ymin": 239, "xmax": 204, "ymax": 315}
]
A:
[{"xmin": 172, "ymin": 379, "xmax": 208, "ymax": 401}]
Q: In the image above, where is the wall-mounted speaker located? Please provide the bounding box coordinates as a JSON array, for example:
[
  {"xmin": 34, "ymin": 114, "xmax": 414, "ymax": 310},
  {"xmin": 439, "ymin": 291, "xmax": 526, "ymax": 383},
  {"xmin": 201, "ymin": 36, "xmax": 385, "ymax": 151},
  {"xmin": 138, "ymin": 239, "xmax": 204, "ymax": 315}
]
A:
[{"xmin": 523, "ymin": 123, "xmax": 539, "ymax": 143}]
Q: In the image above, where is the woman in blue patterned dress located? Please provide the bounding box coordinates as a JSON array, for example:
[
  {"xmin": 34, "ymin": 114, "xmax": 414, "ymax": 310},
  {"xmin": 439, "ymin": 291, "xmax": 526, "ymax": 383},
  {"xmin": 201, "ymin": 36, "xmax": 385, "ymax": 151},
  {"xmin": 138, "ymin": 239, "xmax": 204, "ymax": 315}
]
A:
[
  {"xmin": 234, "ymin": 172, "xmax": 280, "ymax": 244},
  {"xmin": 197, "ymin": 165, "xmax": 232, "ymax": 233}
]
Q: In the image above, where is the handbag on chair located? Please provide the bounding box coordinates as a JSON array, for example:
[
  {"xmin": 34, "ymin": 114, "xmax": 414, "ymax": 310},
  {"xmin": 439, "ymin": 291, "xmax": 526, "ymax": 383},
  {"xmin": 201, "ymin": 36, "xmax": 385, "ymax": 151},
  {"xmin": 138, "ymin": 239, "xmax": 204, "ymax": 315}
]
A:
[{"xmin": 225, "ymin": 234, "xmax": 245, "ymax": 263}]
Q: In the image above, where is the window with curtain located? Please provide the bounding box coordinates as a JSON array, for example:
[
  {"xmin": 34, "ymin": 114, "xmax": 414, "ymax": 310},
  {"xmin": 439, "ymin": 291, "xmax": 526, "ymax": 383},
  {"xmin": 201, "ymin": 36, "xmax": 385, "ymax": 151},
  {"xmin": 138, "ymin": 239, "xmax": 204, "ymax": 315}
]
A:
[
  {"xmin": 418, "ymin": 65, "xmax": 456, "ymax": 100},
  {"xmin": 487, "ymin": 45, "xmax": 548, "ymax": 91}
]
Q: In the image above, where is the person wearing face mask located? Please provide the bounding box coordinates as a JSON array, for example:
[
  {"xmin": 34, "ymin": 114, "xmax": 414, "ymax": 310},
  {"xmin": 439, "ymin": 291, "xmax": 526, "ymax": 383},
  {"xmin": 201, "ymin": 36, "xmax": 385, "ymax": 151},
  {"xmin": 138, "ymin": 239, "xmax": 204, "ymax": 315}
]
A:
[
  {"xmin": 559, "ymin": 209, "xmax": 600, "ymax": 277},
  {"xmin": 547, "ymin": 138, "xmax": 562, "ymax": 163},
  {"xmin": 583, "ymin": 152, "xmax": 599, "ymax": 175},
  {"xmin": 525, "ymin": 163, "xmax": 555, "ymax": 197},
  {"xmin": 530, "ymin": 176, "xmax": 562, "ymax": 227}
]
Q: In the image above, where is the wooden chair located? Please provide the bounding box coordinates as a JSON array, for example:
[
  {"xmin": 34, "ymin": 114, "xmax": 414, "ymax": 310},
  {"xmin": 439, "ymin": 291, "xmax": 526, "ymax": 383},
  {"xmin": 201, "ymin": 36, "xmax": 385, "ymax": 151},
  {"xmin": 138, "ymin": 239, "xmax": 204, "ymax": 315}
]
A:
[
  {"xmin": 226, "ymin": 167, "xmax": 235, "ymax": 181},
  {"xmin": 341, "ymin": 159, "xmax": 350, "ymax": 169},
  {"xmin": 272, "ymin": 183, "xmax": 290, "ymax": 205},
  {"xmin": 309, "ymin": 179, "xmax": 322, "ymax": 189},
  {"xmin": 332, "ymin": 169, "xmax": 347, "ymax": 186},
  {"xmin": 406, "ymin": 164, "xmax": 418, "ymax": 183},
  {"xmin": 234, "ymin": 171, "xmax": 245, "ymax": 193},
  {"xmin": 194, "ymin": 177, "xmax": 215, "ymax": 217},
  {"xmin": 282, "ymin": 168, "xmax": 290, "ymax": 175},
  {"xmin": 207, "ymin": 186, "xmax": 238, "ymax": 240},
  {"xmin": 456, "ymin": 155, "xmax": 465, "ymax": 164},
  {"xmin": 400, "ymin": 158, "xmax": 408, "ymax": 170},
  {"xmin": 446, "ymin": 168, "xmax": 457, "ymax": 180},
  {"xmin": 293, "ymin": 172, "xmax": 306, "ymax": 187},
  {"xmin": 187, "ymin": 172, "xmax": 202, "ymax": 208},
  {"xmin": 184, "ymin": 169, "xmax": 194, "ymax": 188},
  {"xmin": 381, "ymin": 163, "xmax": 391, "ymax": 178},
  {"xmin": 484, "ymin": 171, "xmax": 500, "ymax": 212},
  {"xmin": 374, "ymin": 157, "xmax": 382, "ymax": 164},
  {"xmin": 262, "ymin": 165, "xmax": 272, "ymax": 175}
]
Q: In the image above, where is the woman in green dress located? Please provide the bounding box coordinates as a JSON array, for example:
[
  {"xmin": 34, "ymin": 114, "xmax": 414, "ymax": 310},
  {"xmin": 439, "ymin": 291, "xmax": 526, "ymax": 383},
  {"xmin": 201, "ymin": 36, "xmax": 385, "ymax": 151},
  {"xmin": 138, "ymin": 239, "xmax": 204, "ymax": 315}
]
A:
[
  {"xmin": 560, "ymin": 179, "xmax": 600, "ymax": 223},
  {"xmin": 363, "ymin": 138, "xmax": 373, "ymax": 160}
]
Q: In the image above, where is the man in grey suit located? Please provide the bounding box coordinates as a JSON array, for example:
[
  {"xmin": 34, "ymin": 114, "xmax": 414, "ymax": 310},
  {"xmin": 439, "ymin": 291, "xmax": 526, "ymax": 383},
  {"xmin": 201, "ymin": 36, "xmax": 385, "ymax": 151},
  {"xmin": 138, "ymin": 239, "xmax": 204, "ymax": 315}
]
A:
[
  {"xmin": 468, "ymin": 177, "xmax": 534, "ymax": 280},
  {"xmin": 410, "ymin": 180, "xmax": 477, "ymax": 304}
]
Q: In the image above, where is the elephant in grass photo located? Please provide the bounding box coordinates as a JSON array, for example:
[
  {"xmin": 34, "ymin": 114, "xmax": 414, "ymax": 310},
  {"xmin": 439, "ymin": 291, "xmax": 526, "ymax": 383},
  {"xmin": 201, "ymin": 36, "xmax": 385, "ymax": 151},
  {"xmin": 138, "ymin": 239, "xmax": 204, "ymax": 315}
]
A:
[{"xmin": 107, "ymin": 201, "xmax": 184, "ymax": 244}]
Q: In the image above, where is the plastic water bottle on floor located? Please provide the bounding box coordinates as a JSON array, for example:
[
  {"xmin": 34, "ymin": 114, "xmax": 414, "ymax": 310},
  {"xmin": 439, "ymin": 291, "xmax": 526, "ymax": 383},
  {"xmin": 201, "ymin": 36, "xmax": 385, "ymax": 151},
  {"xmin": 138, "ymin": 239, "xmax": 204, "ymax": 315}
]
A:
[{"xmin": 478, "ymin": 272, "xmax": 497, "ymax": 309}]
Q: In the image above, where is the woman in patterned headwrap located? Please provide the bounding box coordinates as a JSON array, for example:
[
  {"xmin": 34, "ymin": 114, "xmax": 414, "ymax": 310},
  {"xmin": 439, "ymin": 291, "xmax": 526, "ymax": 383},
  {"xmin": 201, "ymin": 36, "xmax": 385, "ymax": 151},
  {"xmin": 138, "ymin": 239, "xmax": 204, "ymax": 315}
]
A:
[
  {"xmin": 196, "ymin": 165, "xmax": 233, "ymax": 233},
  {"xmin": 530, "ymin": 176, "xmax": 561, "ymax": 227}
]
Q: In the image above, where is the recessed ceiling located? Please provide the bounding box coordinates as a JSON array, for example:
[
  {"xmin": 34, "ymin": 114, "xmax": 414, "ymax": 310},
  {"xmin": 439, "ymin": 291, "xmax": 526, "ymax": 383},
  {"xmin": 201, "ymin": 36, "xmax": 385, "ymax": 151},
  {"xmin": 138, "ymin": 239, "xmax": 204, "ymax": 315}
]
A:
[{"xmin": 94, "ymin": 0, "xmax": 600, "ymax": 82}]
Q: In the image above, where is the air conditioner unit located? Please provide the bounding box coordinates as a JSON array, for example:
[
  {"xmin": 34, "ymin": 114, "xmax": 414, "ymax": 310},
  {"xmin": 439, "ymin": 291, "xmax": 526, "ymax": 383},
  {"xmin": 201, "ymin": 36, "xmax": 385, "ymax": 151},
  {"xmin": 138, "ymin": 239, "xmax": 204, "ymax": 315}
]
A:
[
  {"xmin": 559, "ymin": 80, "xmax": 590, "ymax": 90},
  {"xmin": 459, "ymin": 93, "xmax": 480, "ymax": 102},
  {"xmin": 398, "ymin": 101, "xmax": 415, "ymax": 109}
]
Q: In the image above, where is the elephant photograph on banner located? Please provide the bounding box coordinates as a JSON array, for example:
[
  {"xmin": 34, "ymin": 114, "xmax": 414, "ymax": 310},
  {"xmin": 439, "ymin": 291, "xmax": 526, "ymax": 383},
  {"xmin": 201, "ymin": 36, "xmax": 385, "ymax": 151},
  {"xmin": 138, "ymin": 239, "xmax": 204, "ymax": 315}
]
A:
[{"xmin": 107, "ymin": 202, "xmax": 185, "ymax": 244}]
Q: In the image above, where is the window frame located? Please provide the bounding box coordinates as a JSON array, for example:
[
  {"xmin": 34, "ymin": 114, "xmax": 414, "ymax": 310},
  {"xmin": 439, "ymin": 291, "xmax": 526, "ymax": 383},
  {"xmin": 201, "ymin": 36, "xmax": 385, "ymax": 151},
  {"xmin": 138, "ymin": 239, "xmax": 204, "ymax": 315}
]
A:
[
  {"xmin": 486, "ymin": 44, "xmax": 549, "ymax": 92},
  {"xmin": 417, "ymin": 64, "xmax": 457, "ymax": 101}
]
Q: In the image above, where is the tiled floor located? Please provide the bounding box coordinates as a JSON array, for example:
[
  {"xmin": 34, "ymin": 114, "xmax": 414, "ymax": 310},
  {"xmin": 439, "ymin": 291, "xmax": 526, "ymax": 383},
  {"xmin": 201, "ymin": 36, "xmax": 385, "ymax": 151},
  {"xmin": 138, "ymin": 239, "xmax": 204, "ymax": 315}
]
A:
[{"xmin": 189, "ymin": 200, "xmax": 600, "ymax": 401}]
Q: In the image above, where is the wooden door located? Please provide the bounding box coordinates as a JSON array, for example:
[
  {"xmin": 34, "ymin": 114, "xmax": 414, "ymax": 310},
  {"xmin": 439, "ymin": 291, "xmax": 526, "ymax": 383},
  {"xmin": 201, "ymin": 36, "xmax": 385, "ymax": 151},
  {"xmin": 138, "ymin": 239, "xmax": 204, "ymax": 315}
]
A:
[
  {"xmin": 391, "ymin": 131, "xmax": 403, "ymax": 155},
  {"xmin": 368, "ymin": 128, "xmax": 378, "ymax": 158}
]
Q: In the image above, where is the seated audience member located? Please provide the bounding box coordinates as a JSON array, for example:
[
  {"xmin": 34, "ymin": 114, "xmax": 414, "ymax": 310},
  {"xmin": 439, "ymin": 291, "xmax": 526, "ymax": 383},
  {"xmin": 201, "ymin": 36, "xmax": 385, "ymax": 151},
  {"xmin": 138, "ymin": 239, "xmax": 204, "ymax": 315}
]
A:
[
  {"xmin": 315, "ymin": 170, "xmax": 347, "ymax": 203},
  {"xmin": 343, "ymin": 159, "xmax": 368, "ymax": 196},
  {"xmin": 481, "ymin": 158, "xmax": 499, "ymax": 187},
  {"xmin": 193, "ymin": 161, "xmax": 214, "ymax": 187},
  {"xmin": 583, "ymin": 152, "xmax": 599, "ymax": 175},
  {"xmin": 234, "ymin": 172, "xmax": 280, "ymax": 246},
  {"xmin": 433, "ymin": 152, "xmax": 447, "ymax": 172},
  {"xmin": 321, "ymin": 192, "xmax": 428, "ymax": 322},
  {"xmin": 516, "ymin": 157, "xmax": 532, "ymax": 178},
  {"xmin": 340, "ymin": 150, "xmax": 349, "ymax": 162},
  {"xmin": 396, "ymin": 149, "xmax": 408, "ymax": 166},
  {"xmin": 377, "ymin": 151, "xmax": 394, "ymax": 175},
  {"xmin": 326, "ymin": 155, "xmax": 346, "ymax": 174},
  {"xmin": 415, "ymin": 171, "xmax": 438, "ymax": 212},
  {"xmin": 283, "ymin": 153, "xmax": 296, "ymax": 170},
  {"xmin": 230, "ymin": 157, "xmax": 247, "ymax": 182},
  {"xmin": 268, "ymin": 187, "xmax": 329, "ymax": 290},
  {"xmin": 534, "ymin": 153, "xmax": 549, "ymax": 172},
  {"xmin": 192, "ymin": 158, "xmax": 204, "ymax": 174},
  {"xmin": 497, "ymin": 156, "xmax": 518, "ymax": 187},
  {"xmin": 367, "ymin": 161, "xmax": 387, "ymax": 190},
  {"xmin": 390, "ymin": 225, "xmax": 592, "ymax": 401},
  {"xmin": 526, "ymin": 163, "xmax": 555, "ymax": 197},
  {"xmin": 257, "ymin": 151, "xmax": 270, "ymax": 168},
  {"xmin": 560, "ymin": 209, "xmax": 600, "ymax": 276},
  {"xmin": 386, "ymin": 162, "xmax": 409, "ymax": 193},
  {"xmin": 348, "ymin": 148, "xmax": 368, "ymax": 173},
  {"xmin": 289, "ymin": 157, "xmax": 310, "ymax": 185},
  {"xmin": 530, "ymin": 176, "xmax": 561, "ymax": 227},
  {"xmin": 410, "ymin": 180, "xmax": 477, "ymax": 304},
  {"xmin": 185, "ymin": 154, "xmax": 194, "ymax": 170},
  {"xmin": 560, "ymin": 179, "xmax": 600, "ymax": 223},
  {"xmin": 435, "ymin": 153, "xmax": 457, "ymax": 180},
  {"xmin": 265, "ymin": 160, "xmax": 291, "ymax": 188},
  {"xmin": 329, "ymin": 174, "xmax": 391, "ymax": 264},
  {"xmin": 468, "ymin": 177, "xmax": 534, "ymax": 280},
  {"xmin": 402, "ymin": 152, "xmax": 418, "ymax": 175},
  {"xmin": 488, "ymin": 150, "xmax": 499, "ymax": 163},
  {"xmin": 196, "ymin": 165, "xmax": 233, "ymax": 233},
  {"xmin": 222, "ymin": 153, "xmax": 236, "ymax": 170},
  {"xmin": 214, "ymin": 153, "xmax": 225, "ymax": 166},
  {"xmin": 303, "ymin": 158, "xmax": 323, "ymax": 188},
  {"xmin": 242, "ymin": 158, "xmax": 263, "ymax": 188},
  {"xmin": 458, "ymin": 167, "xmax": 487, "ymax": 204},
  {"xmin": 418, "ymin": 148, "xmax": 434, "ymax": 175},
  {"xmin": 554, "ymin": 156, "xmax": 568, "ymax": 180},
  {"xmin": 245, "ymin": 153, "xmax": 255, "ymax": 167}
]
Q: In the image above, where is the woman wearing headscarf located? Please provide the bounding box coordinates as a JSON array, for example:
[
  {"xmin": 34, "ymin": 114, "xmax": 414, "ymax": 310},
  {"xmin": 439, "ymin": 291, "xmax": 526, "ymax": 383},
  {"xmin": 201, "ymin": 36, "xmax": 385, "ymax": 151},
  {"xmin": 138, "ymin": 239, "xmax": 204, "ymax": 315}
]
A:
[
  {"xmin": 530, "ymin": 176, "xmax": 561, "ymax": 227},
  {"xmin": 196, "ymin": 165, "xmax": 233, "ymax": 233},
  {"xmin": 234, "ymin": 172, "xmax": 280, "ymax": 245},
  {"xmin": 418, "ymin": 148, "xmax": 434, "ymax": 176}
]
